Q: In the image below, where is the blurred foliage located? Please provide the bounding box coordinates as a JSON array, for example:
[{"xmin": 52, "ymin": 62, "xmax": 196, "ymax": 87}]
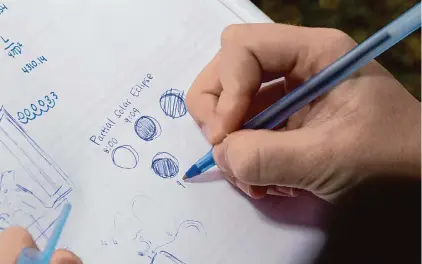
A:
[{"xmin": 251, "ymin": 0, "xmax": 421, "ymax": 100}]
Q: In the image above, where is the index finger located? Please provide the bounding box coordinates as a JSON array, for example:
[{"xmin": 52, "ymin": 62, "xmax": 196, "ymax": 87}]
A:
[{"xmin": 186, "ymin": 23, "xmax": 356, "ymax": 144}]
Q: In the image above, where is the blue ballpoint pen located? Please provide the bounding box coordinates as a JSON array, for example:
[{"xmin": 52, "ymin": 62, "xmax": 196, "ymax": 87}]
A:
[
  {"xmin": 17, "ymin": 203, "xmax": 72, "ymax": 264},
  {"xmin": 183, "ymin": 2, "xmax": 422, "ymax": 180}
]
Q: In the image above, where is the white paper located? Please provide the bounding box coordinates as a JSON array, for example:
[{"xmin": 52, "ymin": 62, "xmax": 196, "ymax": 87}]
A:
[
  {"xmin": 217, "ymin": 0, "xmax": 274, "ymax": 23},
  {"xmin": 0, "ymin": 1, "xmax": 324, "ymax": 263}
]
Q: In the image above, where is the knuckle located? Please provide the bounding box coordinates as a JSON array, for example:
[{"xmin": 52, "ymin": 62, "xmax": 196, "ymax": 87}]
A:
[
  {"xmin": 227, "ymin": 132, "xmax": 261, "ymax": 183},
  {"xmin": 221, "ymin": 24, "xmax": 244, "ymax": 45},
  {"xmin": 325, "ymin": 28, "xmax": 356, "ymax": 48},
  {"xmin": 311, "ymin": 28, "xmax": 357, "ymax": 70},
  {"xmin": 329, "ymin": 28, "xmax": 350, "ymax": 39}
]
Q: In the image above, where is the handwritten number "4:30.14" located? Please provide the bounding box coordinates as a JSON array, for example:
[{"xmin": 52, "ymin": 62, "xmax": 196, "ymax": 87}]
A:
[{"xmin": 17, "ymin": 92, "xmax": 58, "ymax": 124}]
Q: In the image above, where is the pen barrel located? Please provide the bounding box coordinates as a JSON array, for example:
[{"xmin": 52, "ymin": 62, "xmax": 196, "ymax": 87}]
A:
[
  {"xmin": 244, "ymin": 33, "xmax": 389, "ymax": 130},
  {"xmin": 243, "ymin": 2, "xmax": 421, "ymax": 131}
]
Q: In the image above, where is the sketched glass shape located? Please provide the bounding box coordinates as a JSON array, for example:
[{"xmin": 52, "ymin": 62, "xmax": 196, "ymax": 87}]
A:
[
  {"xmin": 151, "ymin": 152, "xmax": 179, "ymax": 179},
  {"xmin": 0, "ymin": 107, "xmax": 72, "ymax": 209},
  {"xmin": 150, "ymin": 251, "xmax": 185, "ymax": 264},
  {"xmin": 111, "ymin": 145, "xmax": 139, "ymax": 169},
  {"xmin": 159, "ymin": 89, "xmax": 187, "ymax": 119},
  {"xmin": 134, "ymin": 116, "xmax": 161, "ymax": 141}
]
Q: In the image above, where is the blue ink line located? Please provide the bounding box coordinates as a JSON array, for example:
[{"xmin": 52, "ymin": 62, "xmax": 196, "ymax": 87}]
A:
[
  {"xmin": 52, "ymin": 188, "xmax": 72, "ymax": 208},
  {"xmin": 159, "ymin": 89, "xmax": 187, "ymax": 119},
  {"xmin": 134, "ymin": 116, "xmax": 161, "ymax": 141},
  {"xmin": 54, "ymin": 197, "xmax": 67, "ymax": 210},
  {"xmin": 21, "ymin": 201, "xmax": 36, "ymax": 210},
  {"xmin": 1, "ymin": 107, "xmax": 72, "ymax": 186},
  {"xmin": 151, "ymin": 152, "xmax": 179, "ymax": 179},
  {"xmin": 0, "ymin": 170, "xmax": 14, "ymax": 191},
  {"xmin": 111, "ymin": 145, "xmax": 139, "ymax": 170},
  {"xmin": 176, "ymin": 181, "xmax": 186, "ymax": 188},
  {"xmin": 15, "ymin": 184, "xmax": 46, "ymax": 207},
  {"xmin": 151, "ymin": 251, "xmax": 186, "ymax": 264},
  {"xmin": 0, "ymin": 107, "xmax": 73, "ymax": 209},
  {"xmin": 153, "ymin": 220, "xmax": 205, "ymax": 253},
  {"xmin": 52, "ymin": 186, "xmax": 63, "ymax": 196}
]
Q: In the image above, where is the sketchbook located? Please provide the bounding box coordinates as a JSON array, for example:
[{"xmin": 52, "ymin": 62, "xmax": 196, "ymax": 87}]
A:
[{"xmin": 0, "ymin": 0, "xmax": 324, "ymax": 263}]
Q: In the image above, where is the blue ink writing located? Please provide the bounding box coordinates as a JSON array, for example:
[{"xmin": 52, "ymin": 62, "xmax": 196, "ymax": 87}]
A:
[
  {"xmin": 159, "ymin": 89, "xmax": 187, "ymax": 119},
  {"xmin": 0, "ymin": 4, "xmax": 8, "ymax": 16},
  {"xmin": 113, "ymin": 99, "xmax": 132, "ymax": 118},
  {"xmin": 123, "ymin": 108, "xmax": 140, "ymax": 124},
  {"xmin": 89, "ymin": 73, "xmax": 154, "ymax": 155},
  {"xmin": 111, "ymin": 145, "xmax": 139, "ymax": 169},
  {"xmin": 151, "ymin": 152, "xmax": 179, "ymax": 179},
  {"xmin": 130, "ymin": 74, "xmax": 154, "ymax": 98},
  {"xmin": 89, "ymin": 118, "xmax": 117, "ymax": 148},
  {"xmin": 22, "ymin": 56, "xmax": 47, "ymax": 74},
  {"xmin": 16, "ymin": 92, "xmax": 58, "ymax": 125},
  {"xmin": 1, "ymin": 36, "xmax": 22, "ymax": 58},
  {"xmin": 176, "ymin": 181, "xmax": 185, "ymax": 188},
  {"xmin": 134, "ymin": 116, "xmax": 161, "ymax": 141},
  {"xmin": 101, "ymin": 137, "xmax": 119, "ymax": 154}
]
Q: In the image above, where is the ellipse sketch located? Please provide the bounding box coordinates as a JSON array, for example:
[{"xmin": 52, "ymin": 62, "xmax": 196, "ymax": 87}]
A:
[
  {"xmin": 159, "ymin": 89, "xmax": 187, "ymax": 119},
  {"xmin": 134, "ymin": 116, "xmax": 161, "ymax": 141},
  {"xmin": 151, "ymin": 152, "xmax": 179, "ymax": 179},
  {"xmin": 111, "ymin": 145, "xmax": 139, "ymax": 169}
]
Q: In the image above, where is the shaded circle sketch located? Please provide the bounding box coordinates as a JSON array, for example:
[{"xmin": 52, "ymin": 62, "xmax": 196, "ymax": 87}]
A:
[
  {"xmin": 111, "ymin": 145, "xmax": 139, "ymax": 169},
  {"xmin": 134, "ymin": 116, "xmax": 161, "ymax": 141},
  {"xmin": 151, "ymin": 152, "xmax": 179, "ymax": 178},
  {"xmin": 159, "ymin": 89, "xmax": 187, "ymax": 119}
]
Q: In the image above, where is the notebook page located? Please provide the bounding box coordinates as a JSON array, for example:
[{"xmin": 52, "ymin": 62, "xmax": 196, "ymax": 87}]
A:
[
  {"xmin": 218, "ymin": 0, "xmax": 273, "ymax": 23},
  {"xmin": 0, "ymin": 0, "xmax": 324, "ymax": 263}
]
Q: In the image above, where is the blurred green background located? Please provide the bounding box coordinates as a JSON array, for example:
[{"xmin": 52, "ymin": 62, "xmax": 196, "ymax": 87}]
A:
[{"xmin": 251, "ymin": 0, "xmax": 421, "ymax": 100}]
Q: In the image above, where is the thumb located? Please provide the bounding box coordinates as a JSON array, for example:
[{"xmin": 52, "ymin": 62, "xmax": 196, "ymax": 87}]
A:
[
  {"xmin": 213, "ymin": 129, "xmax": 332, "ymax": 192},
  {"xmin": 51, "ymin": 249, "xmax": 83, "ymax": 264}
]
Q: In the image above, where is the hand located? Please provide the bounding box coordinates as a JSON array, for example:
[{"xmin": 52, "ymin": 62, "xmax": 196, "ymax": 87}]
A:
[
  {"xmin": 186, "ymin": 23, "xmax": 421, "ymax": 202},
  {"xmin": 0, "ymin": 226, "xmax": 82, "ymax": 264}
]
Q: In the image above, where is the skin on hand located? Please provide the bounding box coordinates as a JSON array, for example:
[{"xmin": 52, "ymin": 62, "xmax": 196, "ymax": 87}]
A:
[
  {"xmin": 0, "ymin": 226, "xmax": 82, "ymax": 264},
  {"xmin": 186, "ymin": 23, "xmax": 421, "ymax": 202}
]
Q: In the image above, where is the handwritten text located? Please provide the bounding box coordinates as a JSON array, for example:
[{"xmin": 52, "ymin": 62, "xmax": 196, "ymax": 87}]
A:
[
  {"xmin": 89, "ymin": 73, "xmax": 154, "ymax": 154},
  {"xmin": 0, "ymin": 4, "xmax": 7, "ymax": 16},
  {"xmin": 17, "ymin": 92, "xmax": 58, "ymax": 124},
  {"xmin": 1, "ymin": 36, "xmax": 23, "ymax": 58},
  {"xmin": 22, "ymin": 56, "xmax": 47, "ymax": 74}
]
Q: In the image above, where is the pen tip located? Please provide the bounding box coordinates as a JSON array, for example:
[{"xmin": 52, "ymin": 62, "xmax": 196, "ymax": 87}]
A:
[{"xmin": 182, "ymin": 175, "xmax": 187, "ymax": 181}]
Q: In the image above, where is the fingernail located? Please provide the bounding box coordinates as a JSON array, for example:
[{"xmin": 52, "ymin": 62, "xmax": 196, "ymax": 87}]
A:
[
  {"xmin": 213, "ymin": 141, "xmax": 230, "ymax": 173},
  {"xmin": 234, "ymin": 179, "xmax": 250, "ymax": 195},
  {"xmin": 225, "ymin": 175, "xmax": 236, "ymax": 186},
  {"xmin": 275, "ymin": 186, "xmax": 298, "ymax": 197},
  {"xmin": 267, "ymin": 188, "xmax": 290, "ymax": 197},
  {"xmin": 249, "ymin": 186, "xmax": 267, "ymax": 199}
]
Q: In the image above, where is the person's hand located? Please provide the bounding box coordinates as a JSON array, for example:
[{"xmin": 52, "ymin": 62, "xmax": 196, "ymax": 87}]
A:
[
  {"xmin": 0, "ymin": 226, "xmax": 82, "ymax": 264},
  {"xmin": 186, "ymin": 23, "xmax": 421, "ymax": 202}
]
